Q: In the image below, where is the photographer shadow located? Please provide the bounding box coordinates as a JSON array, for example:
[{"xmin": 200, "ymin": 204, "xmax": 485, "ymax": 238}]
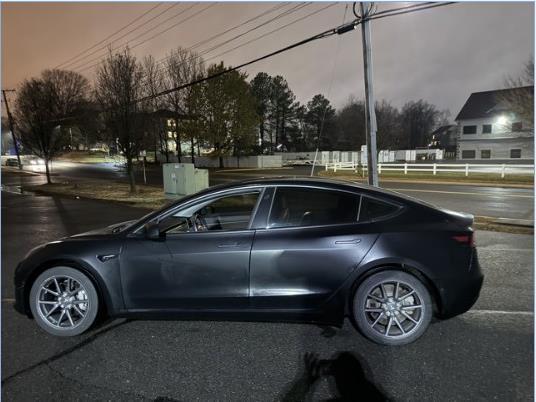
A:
[{"xmin": 281, "ymin": 351, "xmax": 389, "ymax": 402}]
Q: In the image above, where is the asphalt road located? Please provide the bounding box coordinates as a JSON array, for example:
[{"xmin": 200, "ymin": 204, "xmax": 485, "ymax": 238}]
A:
[
  {"xmin": 1, "ymin": 172, "xmax": 533, "ymax": 401},
  {"xmin": 11, "ymin": 161, "xmax": 536, "ymax": 220}
]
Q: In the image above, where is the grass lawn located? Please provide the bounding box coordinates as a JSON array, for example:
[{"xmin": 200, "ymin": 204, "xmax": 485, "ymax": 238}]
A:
[
  {"xmin": 319, "ymin": 169, "xmax": 534, "ymax": 186},
  {"xmin": 24, "ymin": 180, "xmax": 170, "ymax": 210}
]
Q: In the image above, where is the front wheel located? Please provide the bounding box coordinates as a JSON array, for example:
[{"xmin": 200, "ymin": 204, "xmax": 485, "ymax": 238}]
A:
[
  {"xmin": 29, "ymin": 267, "xmax": 99, "ymax": 336},
  {"xmin": 353, "ymin": 270, "xmax": 433, "ymax": 346}
]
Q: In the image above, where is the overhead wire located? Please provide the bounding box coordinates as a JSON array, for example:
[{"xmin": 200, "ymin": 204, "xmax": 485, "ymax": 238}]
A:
[
  {"xmin": 73, "ymin": 3, "xmax": 213, "ymax": 73},
  {"xmin": 61, "ymin": 2, "xmax": 181, "ymax": 70},
  {"xmin": 54, "ymin": 2, "xmax": 164, "ymax": 69}
]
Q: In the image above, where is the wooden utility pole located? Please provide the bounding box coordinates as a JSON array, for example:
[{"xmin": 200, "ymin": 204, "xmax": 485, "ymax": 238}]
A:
[
  {"xmin": 360, "ymin": 2, "xmax": 379, "ymax": 187},
  {"xmin": 2, "ymin": 89, "xmax": 22, "ymax": 169}
]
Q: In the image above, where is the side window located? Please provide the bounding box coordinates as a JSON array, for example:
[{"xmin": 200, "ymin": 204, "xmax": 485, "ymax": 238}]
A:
[
  {"xmin": 161, "ymin": 192, "xmax": 260, "ymax": 233},
  {"xmin": 463, "ymin": 125, "xmax": 477, "ymax": 134},
  {"xmin": 268, "ymin": 187, "xmax": 360, "ymax": 228},
  {"xmin": 358, "ymin": 196, "xmax": 400, "ymax": 222}
]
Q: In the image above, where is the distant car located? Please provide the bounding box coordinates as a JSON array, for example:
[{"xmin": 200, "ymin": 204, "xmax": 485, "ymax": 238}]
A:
[
  {"xmin": 5, "ymin": 158, "xmax": 19, "ymax": 167},
  {"xmin": 13, "ymin": 178, "xmax": 483, "ymax": 345},
  {"xmin": 28, "ymin": 158, "xmax": 45, "ymax": 165}
]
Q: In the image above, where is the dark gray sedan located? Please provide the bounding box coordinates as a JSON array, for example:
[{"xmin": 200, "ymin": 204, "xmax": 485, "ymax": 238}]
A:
[{"xmin": 14, "ymin": 178, "xmax": 483, "ymax": 345}]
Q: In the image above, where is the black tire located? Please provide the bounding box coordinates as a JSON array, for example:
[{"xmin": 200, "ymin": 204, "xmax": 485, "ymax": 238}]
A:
[
  {"xmin": 353, "ymin": 270, "xmax": 432, "ymax": 346},
  {"xmin": 29, "ymin": 266, "xmax": 99, "ymax": 337}
]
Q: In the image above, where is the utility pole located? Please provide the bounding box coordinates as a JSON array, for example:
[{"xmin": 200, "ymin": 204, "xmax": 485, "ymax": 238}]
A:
[
  {"xmin": 2, "ymin": 89, "xmax": 22, "ymax": 169},
  {"xmin": 360, "ymin": 2, "xmax": 379, "ymax": 187}
]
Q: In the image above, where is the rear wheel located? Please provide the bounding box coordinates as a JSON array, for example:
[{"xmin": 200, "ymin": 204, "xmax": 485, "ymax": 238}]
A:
[
  {"xmin": 353, "ymin": 270, "xmax": 432, "ymax": 346},
  {"xmin": 29, "ymin": 267, "xmax": 99, "ymax": 336}
]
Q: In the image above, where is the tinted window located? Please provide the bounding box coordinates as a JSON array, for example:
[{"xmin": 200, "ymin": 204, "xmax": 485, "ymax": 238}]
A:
[
  {"xmin": 269, "ymin": 187, "xmax": 359, "ymax": 228},
  {"xmin": 463, "ymin": 125, "xmax": 477, "ymax": 134},
  {"xmin": 512, "ymin": 122, "xmax": 522, "ymax": 131},
  {"xmin": 482, "ymin": 124, "xmax": 492, "ymax": 134},
  {"xmin": 359, "ymin": 197, "xmax": 400, "ymax": 222},
  {"xmin": 481, "ymin": 150, "xmax": 491, "ymax": 159},
  {"xmin": 161, "ymin": 192, "xmax": 260, "ymax": 233},
  {"xmin": 461, "ymin": 150, "xmax": 476, "ymax": 159},
  {"xmin": 510, "ymin": 149, "xmax": 522, "ymax": 158}
]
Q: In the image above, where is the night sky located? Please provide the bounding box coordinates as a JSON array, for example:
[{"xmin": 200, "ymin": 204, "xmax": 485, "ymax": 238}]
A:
[{"xmin": 2, "ymin": 1, "xmax": 534, "ymax": 117}]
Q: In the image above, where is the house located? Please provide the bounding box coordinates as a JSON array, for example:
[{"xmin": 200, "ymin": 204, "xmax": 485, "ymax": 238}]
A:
[
  {"xmin": 455, "ymin": 87, "xmax": 534, "ymax": 161},
  {"xmin": 429, "ymin": 125, "xmax": 457, "ymax": 159}
]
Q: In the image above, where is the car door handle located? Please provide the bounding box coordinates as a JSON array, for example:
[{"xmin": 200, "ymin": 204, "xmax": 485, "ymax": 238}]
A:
[
  {"xmin": 217, "ymin": 242, "xmax": 240, "ymax": 248},
  {"xmin": 335, "ymin": 239, "xmax": 361, "ymax": 245}
]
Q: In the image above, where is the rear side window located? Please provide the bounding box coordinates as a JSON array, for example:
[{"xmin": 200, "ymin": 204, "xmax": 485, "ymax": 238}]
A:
[
  {"xmin": 269, "ymin": 187, "xmax": 360, "ymax": 228},
  {"xmin": 359, "ymin": 196, "xmax": 400, "ymax": 222}
]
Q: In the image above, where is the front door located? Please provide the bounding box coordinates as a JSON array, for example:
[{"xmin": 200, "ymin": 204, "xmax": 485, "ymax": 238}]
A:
[{"xmin": 120, "ymin": 190, "xmax": 261, "ymax": 311}]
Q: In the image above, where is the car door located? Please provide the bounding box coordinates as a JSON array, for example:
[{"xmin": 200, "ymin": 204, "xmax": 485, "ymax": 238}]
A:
[
  {"xmin": 120, "ymin": 189, "xmax": 263, "ymax": 311},
  {"xmin": 249, "ymin": 186, "xmax": 379, "ymax": 310}
]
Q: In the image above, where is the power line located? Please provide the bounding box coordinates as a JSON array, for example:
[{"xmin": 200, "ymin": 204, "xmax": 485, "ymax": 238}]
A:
[
  {"xmin": 203, "ymin": 3, "xmax": 337, "ymax": 65},
  {"xmin": 76, "ymin": 3, "xmax": 216, "ymax": 73},
  {"xmin": 134, "ymin": 16, "xmax": 357, "ymax": 105},
  {"xmin": 70, "ymin": 3, "xmax": 202, "ymax": 72},
  {"xmin": 54, "ymin": 2, "xmax": 164, "ymax": 69},
  {"xmin": 54, "ymin": 1, "xmax": 456, "ymax": 121},
  {"xmin": 147, "ymin": 2, "xmax": 330, "ymax": 82},
  {"xmin": 147, "ymin": 2, "xmax": 312, "ymax": 79}
]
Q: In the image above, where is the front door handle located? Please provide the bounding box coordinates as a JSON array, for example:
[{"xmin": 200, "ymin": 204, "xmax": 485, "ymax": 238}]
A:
[
  {"xmin": 217, "ymin": 242, "xmax": 240, "ymax": 248},
  {"xmin": 335, "ymin": 239, "xmax": 361, "ymax": 245}
]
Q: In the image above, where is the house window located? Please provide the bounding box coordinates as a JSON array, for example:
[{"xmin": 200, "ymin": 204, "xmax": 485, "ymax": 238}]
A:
[
  {"xmin": 463, "ymin": 125, "xmax": 477, "ymax": 134},
  {"xmin": 461, "ymin": 150, "xmax": 476, "ymax": 159},
  {"xmin": 481, "ymin": 150, "xmax": 491, "ymax": 159},
  {"xmin": 510, "ymin": 149, "xmax": 522, "ymax": 158},
  {"xmin": 482, "ymin": 124, "xmax": 492, "ymax": 134},
  {"xmin": 511, "ymin": 122, "xmax": 522, "ymax": 131}
]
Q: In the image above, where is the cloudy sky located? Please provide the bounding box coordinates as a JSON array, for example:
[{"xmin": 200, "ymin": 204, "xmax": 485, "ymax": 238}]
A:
[{"xmin": 2, "ymin": 1, "xmax": 534, "ymax": 118}]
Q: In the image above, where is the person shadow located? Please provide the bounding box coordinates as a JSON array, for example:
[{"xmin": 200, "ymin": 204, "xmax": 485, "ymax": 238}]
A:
[{"xmin": 280, "ymin": 351, "xmax": 390, "ymax": 402}]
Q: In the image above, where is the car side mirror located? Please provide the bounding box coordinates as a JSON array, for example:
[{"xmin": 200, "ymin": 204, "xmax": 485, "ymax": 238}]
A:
[{"xmin": 145, "ymin": 222, "xmax": 164, "ymax": 241}]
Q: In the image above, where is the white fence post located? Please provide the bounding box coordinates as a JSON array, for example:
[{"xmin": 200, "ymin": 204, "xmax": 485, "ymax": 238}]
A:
[
  {"xmin": 501, "ymin": 164, "xmax": 505, "ymax": 178},
  {"xmin": 404, "ymin": 163, "xmax": 407, "ymax": 175},
  {"xmin": 433, "ymin": 163, "xmax": 437, "ymax": 175},
  {"xmin": 334, "ymin": 163, "xmax": 337, "ymax": 172},
  {"xmin": 379, "ymin": 163, "xmax": 382, "ymax": 174},
  {"xmin": 465, "ymin": 164, "xmax": 469, "ymax": 177}
]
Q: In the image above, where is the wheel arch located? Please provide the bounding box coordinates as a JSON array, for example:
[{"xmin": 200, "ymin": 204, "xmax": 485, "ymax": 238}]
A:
[{"xmin": 22, "ymin": 258, "xmax": 113, "ymax": 318}]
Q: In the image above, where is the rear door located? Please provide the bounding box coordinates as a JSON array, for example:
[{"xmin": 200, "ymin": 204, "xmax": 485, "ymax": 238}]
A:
[{"xmin": 249, "ymin": 186, "xmax": 379, "ymax": 310}]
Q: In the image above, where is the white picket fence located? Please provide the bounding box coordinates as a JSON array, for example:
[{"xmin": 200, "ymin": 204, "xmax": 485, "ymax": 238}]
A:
[{"xmin": 325, "ymin": 162, "xmax": 534, "ymax": 178}]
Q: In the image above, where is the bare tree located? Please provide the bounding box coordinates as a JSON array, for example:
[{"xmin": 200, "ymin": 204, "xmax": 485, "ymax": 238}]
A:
[
  {"xmin": 14, "ymin": 69, "xmax": 89, "ymax": 183},
  {"xmin": 164, "ymin": 48, "xmax": 205, "ymax": 162},
  {"xmin": 142, "ymin": 55, "xmax": 169, "ymax": 163},
  {"xmin": 95, "ymin": 48, "xmax": 144, "ymax": 193},
  {"xmin": 499, "ymin": 58, "xmax": 534, "ymax": 126}
]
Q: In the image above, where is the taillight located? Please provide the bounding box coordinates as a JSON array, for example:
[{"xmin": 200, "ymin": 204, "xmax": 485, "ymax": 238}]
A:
[{"xmin": 452, "ymin": 233, "xmax": 475, "ymax": 247}]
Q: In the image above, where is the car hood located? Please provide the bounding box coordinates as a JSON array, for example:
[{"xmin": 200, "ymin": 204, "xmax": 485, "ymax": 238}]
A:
[{"xmin": 69, "ymin": 220, "xmax": 138, "ymax": 238}]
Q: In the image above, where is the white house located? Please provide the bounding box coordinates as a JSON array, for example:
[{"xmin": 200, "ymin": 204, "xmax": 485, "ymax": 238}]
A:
[{"xmin": 455, "ymin": 87, "xmax": 534, "ymax": 161}]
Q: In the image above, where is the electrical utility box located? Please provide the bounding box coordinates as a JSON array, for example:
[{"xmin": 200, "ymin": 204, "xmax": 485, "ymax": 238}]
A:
[{"xmin": 163, "ymin": 163, "xmax": 209, "ymax": 198}]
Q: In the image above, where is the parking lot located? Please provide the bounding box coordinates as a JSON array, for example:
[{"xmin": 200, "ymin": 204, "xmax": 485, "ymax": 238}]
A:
[{"xmin": 1, "ymin": 169, "xmax": 533, "ymax": 401}]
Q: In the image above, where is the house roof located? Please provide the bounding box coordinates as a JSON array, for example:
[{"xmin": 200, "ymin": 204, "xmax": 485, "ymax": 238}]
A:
[
  {"xmin": 455, "ymin": 86, "xmax": 533, "ymax": 121},
  {"xmin": 431, "ymin": 125, "xmax": 456, "ymax": 136}
]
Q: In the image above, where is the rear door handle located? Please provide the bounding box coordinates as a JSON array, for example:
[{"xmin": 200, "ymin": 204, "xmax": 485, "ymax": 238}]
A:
[
  {"xmin": 335, "ymin": 239, "xmax": 361, "ymax": 245},
  {"xmin": 217, "ymin": 242, "xmax": 240, "ymax": 248}
]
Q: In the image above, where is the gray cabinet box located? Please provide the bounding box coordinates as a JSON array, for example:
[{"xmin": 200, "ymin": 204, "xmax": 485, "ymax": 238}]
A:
[{"xmin": 163, "ymin": 163, "xmax": 209, "ymax": 197}]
